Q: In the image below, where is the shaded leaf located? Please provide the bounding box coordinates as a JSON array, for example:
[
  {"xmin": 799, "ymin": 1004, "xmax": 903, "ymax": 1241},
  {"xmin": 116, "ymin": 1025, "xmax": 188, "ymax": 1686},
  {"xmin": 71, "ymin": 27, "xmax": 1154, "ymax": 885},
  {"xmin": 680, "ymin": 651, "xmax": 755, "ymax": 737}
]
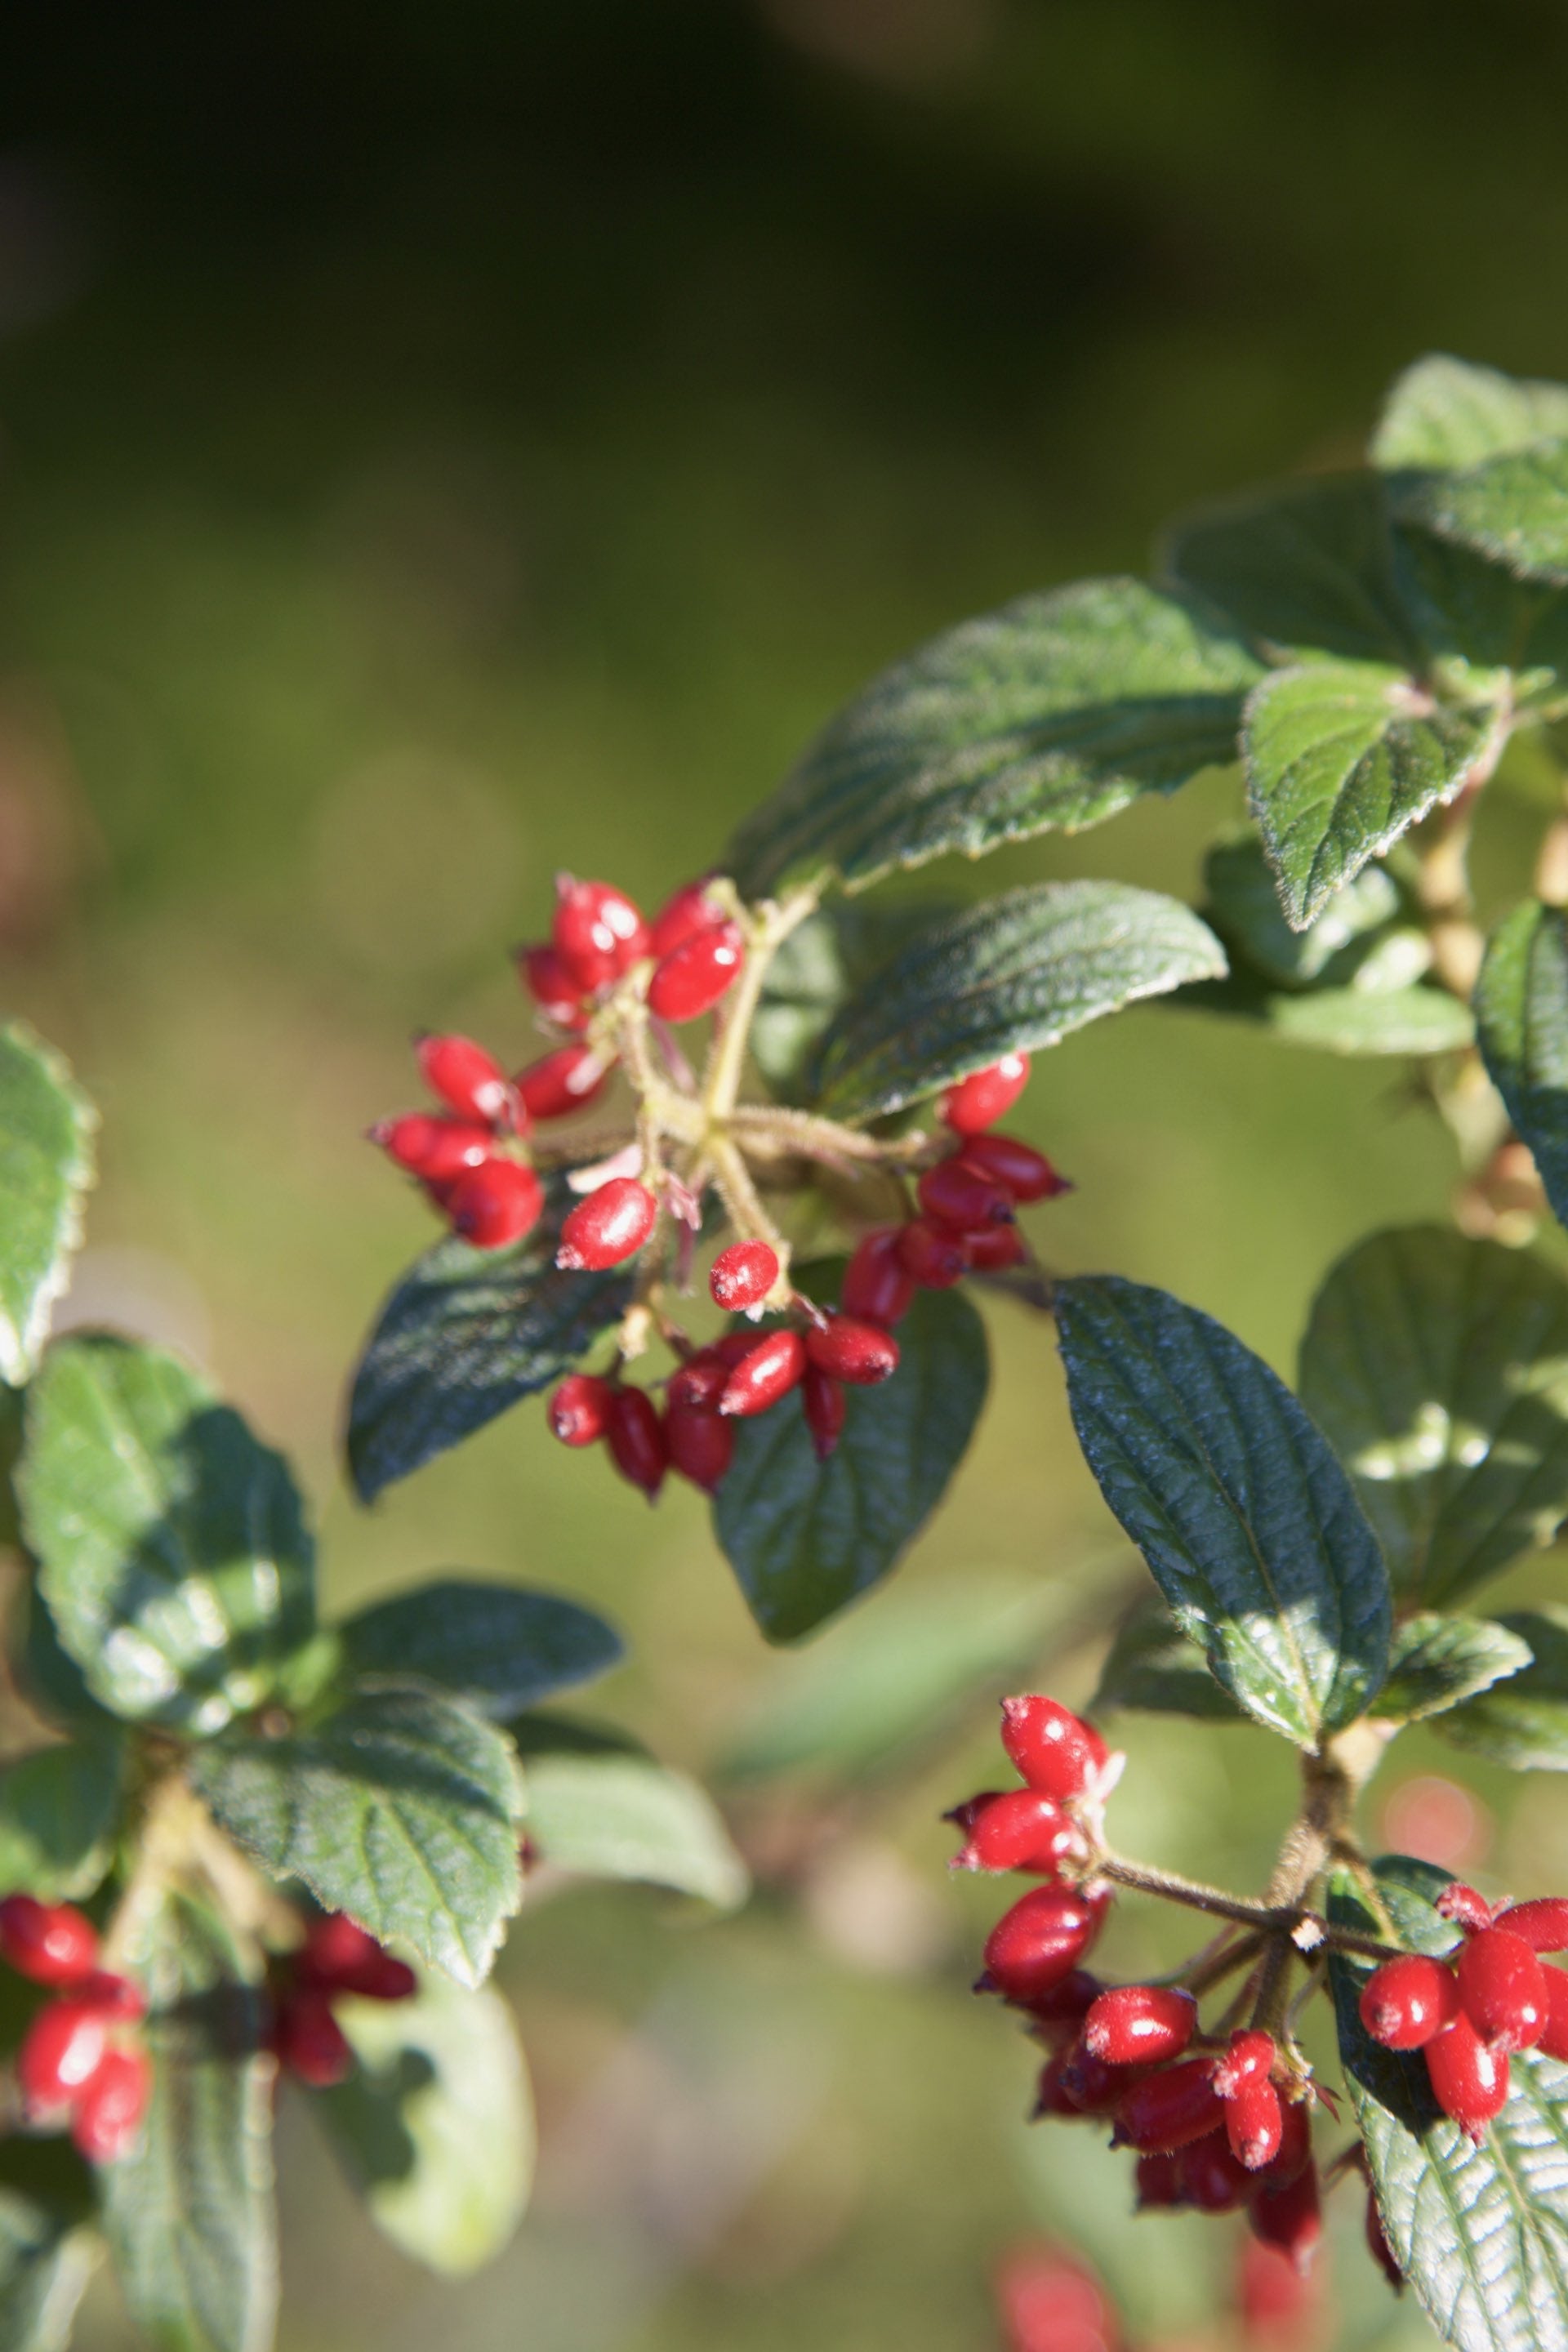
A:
[
  {"xmin": 1375, "ymin": 354, "xmax": 1568, "ymax": 473},
  {"xmin": 21, "ymin": 1334, "xmax": 315, "ymax": 1735},
  {"xmin": 1202, "ymin": 831, "xmax": 1401, "ymax": 990},
  {"xmin": 1433, "ymin": 1608, "xmax": 1568, "ymax": 1770},
  {"xmin": 0, "ymin": 1731, "xmax": 127, "ymax": 1901},
  {"xmin": 0, "ymin": 1024, "xmax": 96, "ymax": 1388},
  {"xmin": 807, "ymin": 880, "xmax": 1226, "ymax": 1121},
  {"xmin": 0, "ymin": 2191, "xmax": 96, "ymax": 2352},
  {"xmin": 1392, "ymin": 523, "xmax": 1568, "ymax": 713},
  {"xmin": 1164, "ymin": 472, "xmax": 1414, "ymax": 665},
  {"xmin": 510, "ymin": 1714, "xmax": 747, "ymax": 1907},
  {"xmin": 1401, "ymin": 437, "xmax": 1568, "ymax": 586},
  {"xmin": 1264, "ymin": 984, "xmax": 1473, "ymax": 1056},
  {"xmin": 751, "ymin": 896, "xmax": 957, "ymax": 1107},
  {"xmin": 1372, "ymin": 1614, "xmax": 1533, "ymax": 1723},
  {"xmin": 1476, "ymin": 901, "xmax": 1568, "ymax": 1228},
  {"xmin": 1094, "ymin": 1595, "xmax": 1245, "ymax": 1722},
  {"xmin": 1054, "ymin": 1275, "xmax": 1391, "ymax": 1743},
  {"xmin": 338, "ymin": 1581, "xmax": 621, "ymax": 1720}
]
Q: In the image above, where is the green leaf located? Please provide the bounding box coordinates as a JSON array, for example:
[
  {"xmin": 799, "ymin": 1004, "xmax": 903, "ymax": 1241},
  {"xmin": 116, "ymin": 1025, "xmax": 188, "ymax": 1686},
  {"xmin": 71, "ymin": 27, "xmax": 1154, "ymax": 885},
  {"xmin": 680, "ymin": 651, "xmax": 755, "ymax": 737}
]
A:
[
  {"xmin": 1094, "ymin": 1595, "xmax": 1245, "ymax": 1722},
  {"xmin": 338, "ymin": 1581, "xmax": 622, "ymax": 1719},
  {"xmin": 1391, "ymin": 524, "xmax": 1568, "ymax": 712},
  {"xmin": 1372, "ymin": 1613, "xmax": 1533, "ymax": 1723},
  {"xmin": 1245, "ymin": 658, "xmax": 1507, "ymax": 929},
  {"xmin": 1330, "ymin": 1854, "xmax": 1568, "ymax": 2352},
  {"xmin": 188, "ymin": 1684, "xmax": 523, "ymax": 1988},
  {"xmin": 1263, "ymin": 983, "xmax": 1474, "ymax": 1056},
  {"xmin": 0, "ymin": 2192, "xmax": 96, "ymax": 2352},
  {"xmin": 1374, "ymin": 354, "xmax": 1568, "ymax": 473},
  {"xmin": 20, "ymin": 1334, "xmax": 316, "ymax": 1735},
  {"xmin": 1054, "ymin": 1276, "xmax": 1391, "ymax": 1744},
  {"xmin": 104, "ymin": 1892, "xmax": 276, "ymax": 2352},
  {"xmin": 0, "ymin": 1024, "xmax": 96, "ymax": 1389},
  {"xmin": 724, "ymin": 577, "xmax": 1262, "ymax": 900},
  {"xmin": 1432, "ymin": 1608, "xmax": 1568, "ymax": 1770},
  {"xmin": 1298, "ymin": 1226, "xmax": 1568, "ymax": 1605},
  {"xmin": 315, "ymin": 1975, "xmax": 532, "ymax": 2278},
  {"xmin": 0, "ymin": 1732, "xmax": 127, "ymax": 1900},
  {"xmin": 510, "ymin": 1715, "xmax": 747, "ymax": 1907},
  {"xmin": 347, "ymin": 1180, "xmax": 635, "ymax": 1503},
  {"xmin": 714, "ymin": 1281, "xmax": 988, "ymax": 1642},
  {"xmin": 1164, "ymin": 472, "xmax": 1415, "ymax": 665},
  {"xmin": 751, "ymin": 896, "xmax": 957, "ymax": 1107},
  {"xmin": 1202, "ymin": 832, "xmax": 1401, "ymax": 990},
  {"xmin": 806, "ymin": 880, "xmax": 1226, "ymax": 1122},
  {"xmin": 1476, "ymin": 901, "xmax": 1568, "ymax": 1229},
  {"xmin": 1401, "ymin": 437, "xmax": 1568, "ymax": 587}
]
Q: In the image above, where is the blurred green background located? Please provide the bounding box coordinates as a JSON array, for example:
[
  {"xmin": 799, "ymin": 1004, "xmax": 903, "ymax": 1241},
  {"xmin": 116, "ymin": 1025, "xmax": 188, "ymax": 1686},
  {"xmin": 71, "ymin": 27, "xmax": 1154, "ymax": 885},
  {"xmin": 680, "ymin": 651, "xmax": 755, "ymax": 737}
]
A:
[{"xmin": 5, "ymin": 2, "xmax": 1568, "ymax": 2345}]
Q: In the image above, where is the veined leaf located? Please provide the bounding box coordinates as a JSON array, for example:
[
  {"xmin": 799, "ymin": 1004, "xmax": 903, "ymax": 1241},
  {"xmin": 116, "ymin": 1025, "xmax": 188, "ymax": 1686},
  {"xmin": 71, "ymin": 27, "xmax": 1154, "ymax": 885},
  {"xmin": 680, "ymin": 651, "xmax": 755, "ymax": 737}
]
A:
[
  {"xmin": 1299, "ymin": 1226, "xmax": 1568, "ymax": 1605},
  {"xmin": 1433, "ymin": 1608, "xmax": 1568, "ymax": 1770},
  {"xmin": 1245, "ymin": 658, "xmax": 1506, "ymax": 929},
  {"xmin": 1374, "ymin": 354, "xmax": 1568, "ymax": 473},
  {"xmin": 750, "ymin": 896, "xmax": 958, "ymax": 1108},
  {"xmin": 338, "ymin": 1581, "xmax": 621, "ymax": 1719},
  {"xmin": 0, "ymin": 2192, "xmax": 96, "ymax": 2352},
  {"xmin": 0, "ymin": 1732, "xmax": 127, "ymax": 1901},
  {"xmin": 510, "ymin": 1715, "xmax": 747, "ymax": 1908},
  {"xmin": 1392, "ymin": 524, "xmax": 1568, "ymax": 713},
  {"xmin": 1372, "ymin": 1614, "xmax": 1533, "ymax": 1724},
  {"xmin": 189, "ymin": 1684, "xmax": 523, "ymax": 1987},
  {"xmin": 1054, "ymin": 1276, "xmax": 1391, "ymax": 1744},
  {"xmin": 21, "ymin": 1334, "xmax": 315, "ymax": 1735},
  {"xmin": 1264, "ymin": 984, "xmax": 1473, "ymax": 1057},
  {"xmin": 1163, "ymin": 472, "xmax": 1415, "ymax": 666},
  {"xmin": 725, "ymin": 577, "xmax": 1261, "ymax": 900},
  {"xmin": 1476, "ymin": 902, "xmax": 1568, "ymax": 1229},
  {"xmin": 807, "ymin": 880, "xmax": 1226, "ymax": 1121},
  {"xmin": 1202, "ymin": 832, "xmax": 1401, "ymax": 990},
  {"xmin": 1094, "ymin": 1595, "xmax": 1245, "ymax": 1722},
  {"xmin": 0, "ymin": 1024, "xmax": 96, "ymax": 1389},
  {"xmin": 1401, "ymin": 437, "xmax": 1568, "ymax": 587}
]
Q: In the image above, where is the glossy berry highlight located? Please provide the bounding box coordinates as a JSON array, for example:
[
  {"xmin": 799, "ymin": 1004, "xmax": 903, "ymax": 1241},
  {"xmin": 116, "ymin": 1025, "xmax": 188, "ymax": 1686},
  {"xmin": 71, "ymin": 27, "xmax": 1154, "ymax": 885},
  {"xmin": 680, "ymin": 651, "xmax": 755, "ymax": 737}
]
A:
[
  {"xmin": 1359, "ymin": 1953, "xmax": 1460, "ymax": 2050},
  {"xmin": 557, "ymin": 1177, "xmax": 657, "ymax": 1271},
  {"xmin": 549, "ymin": 1371, "xmax": 616, "ymax": 1447},
  {"xmin": 999, "ymin": 1697, "xmax": 1109, "ymax": 1802},
  {"xmin": 446, "ymin": 1158, "xmax": 543, "ymax": 1250},
  {"xmin": 1083, "ymin": 1984, "xmax": 1196, "ymax": 2065},
  {"xmin": 804, "ymin": 1314, "xmax": 899, "ymax": 1385},
  {"xmin": 647, "ymin": 920, "xmax": 743, "ymax": 1022},
  {"xmin": 0, "ymin": 1895, "xmax": 98, "ymax": 1988},
  {"xmin": 1455, "ymin": 1926, "xmax": 1548, "ymax": 2052},
  {"xmin": 941, "ymin": 1054, "xmax": 1029, "ymax": 1136},
  {"xmin": 709, "ymin": 1239, "xmax": 779, "ymax": 1312}
]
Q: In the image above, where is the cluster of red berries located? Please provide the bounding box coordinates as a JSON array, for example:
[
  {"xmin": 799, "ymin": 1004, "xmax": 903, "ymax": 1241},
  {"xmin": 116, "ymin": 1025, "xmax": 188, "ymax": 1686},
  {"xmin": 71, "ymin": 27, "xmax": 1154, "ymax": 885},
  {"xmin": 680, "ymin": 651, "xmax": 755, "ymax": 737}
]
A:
[
  {"xmin": 874, "ymin": 1054, "xmax": 1070, "ymax": 1292},
  {"xmin": 1358, "ymin": 1883, "xmax": 1568, "ymax": 2140},
  {"xmin": 994, "ymin": 2234, "xmax": 1318, "ymax": 2352},
  {"xmin": 1, "ymin": 1892, "xmax": 150, "ymax": 2163},
  {"xmin": 267, "ymin": 1912, "xmax": 417, "ymax": 2089}
]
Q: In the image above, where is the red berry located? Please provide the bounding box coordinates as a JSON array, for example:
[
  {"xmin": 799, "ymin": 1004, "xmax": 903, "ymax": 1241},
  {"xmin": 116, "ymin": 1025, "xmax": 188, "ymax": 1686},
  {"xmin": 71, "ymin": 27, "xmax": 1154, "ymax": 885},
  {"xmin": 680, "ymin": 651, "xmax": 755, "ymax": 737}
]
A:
[
  {"xmin": 647, "ymin": 920, "xmax": 744, "ymax": 1023},
  {"xmin": 299, "ymin": 1914, "xmax": 416, "ymax": 2002},
  {"xmin": 1083, "ymin": 1984, "xmax": 1197, "ymax": 2066},
  {"xmin": 556, "ymin": 1177, "xmax": 657, "ymax": 1271},
  {"xmin": 0, "ymin": 1895, "xmax": 98, "ymax": 1988},
  {"xmin": 719, "ymin": 1329, "xmax": 807, "ymax": 1418},
  {"xmin": 1456, "ymin": 1925, "xmax": 1548, "ymax": 2051},
  {"xmin": 843, "ymin": 1228, "xmax": 915, "ymax": 1325},
  {"xmin": 1248, "ymin": 2161, "xmax": 1321, "ymax": 2274},
  {"xmin": 276, "ymin": 1987, "xmax": 354, "ymax": 2087},
  {"xmin": 958, "ymin": 1134, "xmax": 1070, "ymax": 1204},
  {"xmin": 994, "ymin": 2247, "xmax": 1118, "ymax": 2352},
  {"xmin": 446, "ymin": 1157, "xmax": 543, "ymax": 1250},
  {"xmin": 549, "ymin": 1371, "xmax": 615, "ymax": 1447},
  {"xmin": 1134, "ymin": 2149, "xmax": 1185, "ymax": 2209},
  {"xmin": 941, "ymin": 1054, "xmax": 1030, "ymax": 1137},
  {"xmin": 516, "ymin": 1045, "xmax": 610, "ymax": 1122},
  {"xmin": 1113, "ymin": 2059, "xmax": 1225, "ymax": 2154},
  {"xmin": 804, "ymin": 1315, "xmax": 899, "ymax": 1386},
  {"xmin": 648, "ymin": 879, "xmax": 724, "ymax": 960},
  {"xmin": 1425, "ymin": 2011, "xmax": 1511, "ymax": 2138},
  {"xmin": 1225, "ymin": 2075, "xmax": 1284, "ymax": 2171},
  {"xmin": 1052, "ymin": 2039, "xmax": 1134, "ymax": 2118},
  {"xmin": 802, "ymin": 1364, "xmax": 846, "ymax": 1462},
  {"xmin": 664, "ymin": 1397, "xmax": 734, "ymax": 1494},
  {"xmin": 372, "ymin": 1114, "xmax": 494, "ymax": 1183},
  {"xmin": 1436, "ymin": 1882, "xmax": 1494, "ymax": 1931},
  {"xmin": 1539, "ymin": 1966, "xmax": 1568, "ymax": 2060},
  {"xmin": 1212, "ymin": 2028, "xmax": 1276, "ymax": 2094},
  {"xmin": 895, "ymin": 1218, "xmax": 966, "ymax": 1288},
  {"xmin": 982, "ymin": 1888, "xmax": 1104, "ymax": 2008},
  {"xmin": 606, "ymin": 1387, "xmax": 666, "ymax": 1499},
  {"xmin": 519, "ymin": 942, "xmax": 590, "ymax": 1029},
  {"xmin": 416, "ymin": 1033, "xmax": 514, "ymax": 1125},
  {"xmin": 952, "ymin": 1789, "xmax": 1079, "ymax": 1877},
  {"xmin": 668, "ymin": 1351, "xmax": 730, "ymax": 1411},
  {"xmin": 1023, "ymin": 1969, "xmax": 1104, "ymax": 2037},
  {"xmin": 962, "ymin": 1224, "xmax": 1027, "ymax": 1273},
  {"xmin": 917, "ymin": 1157, "xmax": 1013, "ymax": 1231},
  {"xmin": 1256, "ymin": 2093, "xmax": 1313, "ymax": 2188},
  {"xmin": 553, "ymin": 876, "xmax": 649, "ymax": 991},
  {"xmin": 1241, "ymin": 2238, "xmax": 1321, "ymax": 2336},
  {"xmin": 999, "ymin": 1696, "xmax": 1110, "ymax": 1802},
  {"xmin": 74, "ymin": 1970, "xmax": 147, "ymax": 2022},
  {"xmin": 1365, "ymin": 2188, "xmax": 1402, "ymax": 2291},
  {"xmin": 1032, "ymin": 2047, "xmax": 1089, "ymax": 2118},
  {"xmin": 1498, "ymin": 1896, "xmax": 1568, "ymax": 1953},
  {"xmin": 19, "ymin": 2000, "xmax": 110, "ymax": 2114},
  {"xmin": 1359, "ymin": 1953, "xmax": 1461, "ymax": 2050},
  {"xmin": 1179, "ymin": 2127, "xmax": 1252, "ymax": 2212},
  {"xmin": 70, "ymin": 2046, "xmax": 150, "ymax": 2163},
  {"xmin": 709, "ymin": 1240, "xmax": 779, "ymax": 1312}
]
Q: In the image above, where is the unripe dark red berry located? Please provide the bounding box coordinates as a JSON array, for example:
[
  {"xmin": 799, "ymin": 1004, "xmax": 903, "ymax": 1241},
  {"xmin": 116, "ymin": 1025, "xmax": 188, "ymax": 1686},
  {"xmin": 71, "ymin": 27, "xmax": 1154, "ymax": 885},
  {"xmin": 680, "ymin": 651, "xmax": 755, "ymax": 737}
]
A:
[
  {"xmin": 647, "ymin": 920, "xmax": 744, "ymax": 1023},
  {"xmin": 1053, "ymin": 2039, "xmax": 1134, "ymax": 2118},
  {"xmin": 1022, "ymin": 1968, "xmax": 1103, "ymax": 2036},
  {"xmin": 664, "ymin": 1397, "xmax": 734, "ymax": 1494},
  {"xmin": 71, "ymin": 2046, "xmax": 151, "ymax": 2163},
  {"xmin": 1365, "ymin": 2188, "xmax": 1402, "ymax": 2290},
  {"xmin": 446, "ymin": 1158, "xmax": 543, "ymax": 1250},
  {"xmin": 1456, "ymin": 1925, "xmax": 1548, "ymax": 2051},
  {"xmin": 519, "ymin": 942, "xmax": 590, "ymax": 1028},
  {"xmin": 709, "ymin": 1240, "xmax": 779, "ymax": 1312},
  {"xmin": 553, "ymin": 875, "xmax": 649, "ymax": 991},
  {"xmin": 941, "ymin": 1054, "xmax": 1030, "ymax": 1137},
  {"xmin": 607, "ymin": 1387, "xmax": 666, "ymax": 1499},
  {"xmin": 1498, "ymin": 1897, "xmax": 1568, "ymax": 1953},
  {"xmin": 649, "ymin": 879, "xmax": 724, "ymax": 960},
  {"xmin": 1225, "ymin": 2075, "xmax": 1284, "ymax": 2171},
  {"xmin": 1248, "ymin": 2161, "xmax": 1321, "ymax": 2274},
  {"xmin": 1113, "ymin": 2058, "xmax": 1225, "ymax": 2154},
  {"xmin": 1424, "ymin": 2011, "xmax": 1510, "ymax": 2139},
  {"xmin": 1359, "ymin": 1953, "xmax": 1460, "ymax": 2050},
  {"xmin": 957, "ymin": 1134, "xmax": 1071, "ymax": 1203},
  {"xmin": 372, "ymin": 1114, "xmax": 494, "ymax": 1183},
  {"xmin": 74, "ymin": 1970, "xmax": 147, "ymax": 2022},
  {"xmin": 951, "ymin": 1789, "xmax": 1079, "ymax": 1877},
  {"xmin": 917, "ymin": 1156, "xmax": 1013, "ymax": 1230},
  {"xmin": 802, "ymin": 1364, "xmax": 846, "ymax": 1462},
  {"xmin": 19, "ymin": 2000, "xmax": 110, "ymax": 2114},
  {"xmin": 1134, "ymin": 2149, "xmax": 1185, "ymax": 2209},
  {"xmin": 668, "ymin": 1351, "xmax": 730, "ymax": 1412},
  {"xmin": 276, "ymin": 1987, "xmax": 354, "ymax": 2087},
  {"xmin": 895, "ymin": 1218, "xmax": 966, "ymax": 1288},
  {"xmin": 981, "ymin": 1887, "xmax": 1104, "ymax": 2008},
  {"xmin": 999, "ymin": 1695, "xmax": 1110, "ymax": 1802},
  {"xmin": 1539, "ymin": 1966, "xmax": 1568, "ymax": 2060},
  {"xmin": 1083, "ymin": 1984, "xmax": 1197, "ymax": 2066},
  {"xmin": 299, "ymin": 1914, "xmax": 416, "ymax": 2002},
  {"xmin": 719, "ymin": 1329, "xmax": 807, "ymax": 1418},
  {"xmin": 1179, "ymin": 2127, "xmax": 1252, "ymax": 2212},
  {"xmin": 1257, "ymin": 2093, "xmax": 1312, "ymax": 2188},
  {"xmin": 549, "ymin": 1372, "xmax": 616, "ymax": 1447},
  {"xmin": 1031, "ymin": 2047, "xmax": 1085, "ymax": 2118},
  {"xmin": 0, "ymin": 1895, "xmax": 98, "ymax": 1987},
  {"xmin": 416, "ymin": 1032, "xmax": 514, "ymax": 1124},
  {"xmin": 1212, "ymin": 2028, "xmax": 1276, "ymax": 2095},
  {"xmin": 557, "ymin": 1177, "xmax": 658, "ymax": 1271},
  {"xmin": 804, "ymin": 1315, "xmax": 899, "ymax": 1386},
  {"xmin": 843, "ymin": 1228, "xmax": 915, "ymax": 1325},
  {"xmin": 516, "ymin": 1045, "xmax": 610, "ymax": 1122},
  {"xmin": 1436, "ymin": 1882, "xmax": 1494, "ymax": 1931},
  {"xmin": 962, "ymin": 1224, "xmax": 1027, "ymax": 1272}
]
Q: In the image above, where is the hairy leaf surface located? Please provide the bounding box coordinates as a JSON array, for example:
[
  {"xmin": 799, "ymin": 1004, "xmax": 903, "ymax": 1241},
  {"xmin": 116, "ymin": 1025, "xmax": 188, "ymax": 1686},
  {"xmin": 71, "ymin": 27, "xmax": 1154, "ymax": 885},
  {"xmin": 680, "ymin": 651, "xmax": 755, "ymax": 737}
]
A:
[{"xmin": 0, "ymin": 1023, "xmax": 96, "ymax": 1388}]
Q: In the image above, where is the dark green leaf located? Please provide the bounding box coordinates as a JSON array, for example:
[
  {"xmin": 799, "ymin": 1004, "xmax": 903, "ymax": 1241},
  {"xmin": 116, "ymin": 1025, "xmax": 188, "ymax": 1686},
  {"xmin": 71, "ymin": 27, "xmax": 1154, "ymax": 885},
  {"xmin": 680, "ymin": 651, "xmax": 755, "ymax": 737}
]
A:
[
  {"xmin": 1374, "ymin": 355, "xmax": 1568, "ymax": 473},
  {"xmin": 1392, "ymin": 524, "xmax": 1568, "ymax": 713},
  {"xmin": 0, "ymin": 1732, "xmax": 127, "ymax": 1900},
  {"xmin": 1054, "ymin": 1276, "xmax": 1391, "ymax": 1744},
  {"xmin": 1202, "ymin": 832, "xmax": 1401, "ymax": 990},
  {"xmin": 0, "ymin": 1024, "xmax": 96, "ymax": 1388},
  {"xmin": 1372, "ymin": 1614, "xmax": 1533, "ymax": 1723},
  {"xmin": 1245, "ymin": 658, "xmax": 1506, "ymax": 929},
  {"xmin": 725, "ymin": 577, "xmax": 1262, "ymax": 900},
  {"xmin": 807, "ymin": 880, "xmax": 1226, "ymax": 1121},
  {"xmin": 315, "ymin": 1976, "xmax": 532, "ymax": 2277},
  {"xmin": 337, "ymin": 1581, "xmax": 621, "ymax": 1719},
  {"xmin": 347, "ymin": 1179, "xmax": 634, "ymax": 1503},
  {"xmin": 1401, "ymin": 438, "xmax": 1568, "ymax": 587},
  {"xmin": 1330, "ymin": 1855, "xmax": 1568, "ymax": 2352},
  {"xmin": 714, "ymin": 1283, "xmax": 988, "ymax": 1642},
  {"xmin": 1163, "ymin": 472, "xmax": 1415, "ymax": 665},
  {"xmin": 104, "ymin": 1892, "xmax": 276, "ymax": 2352},
  {"xmin": 510, "ymin": 1714, "xmax": 746, "ymax": 1906},
  {"xmin": 750, "ymin": 896, "xmax": 959, "ymax": 1107},
  {"xmin": 1094, "ymin": 1595, "xmax": 1245, "ymax": 1722},
  {"xmin": 21, "ymin": 1334, "xmax": 315, "ymax": 1735},
  {"xmin": 1298, "ymin": 1227, "xmax": 1568, "ymax": 1604},
  {"xmin": 1433, "ymin": 1608, "xmax": 1568, "ymax": 1770},
  {"xmin": 189, "ymin": 1684, "xmax": 523, "ymax": 1987},
  {"xmin": 0, "ymin": 2191, "xmax": 96, "ymax": 2352},
  {"xmin": 1476, "ymin": 902, "xmax": 1568, "ymax": 1229},
  {"xmin": 1264, "ymin": 984, "xmax": 1474, "ymax": 1056},
  {"xmin": 16, "ymin": 1581, "xmax": 119, "ymax": 1735}
]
